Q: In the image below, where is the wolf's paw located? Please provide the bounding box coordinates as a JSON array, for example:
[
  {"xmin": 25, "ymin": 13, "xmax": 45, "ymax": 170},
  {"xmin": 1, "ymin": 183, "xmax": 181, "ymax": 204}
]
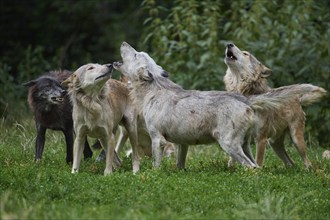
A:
[{"xmin": 71, "ymin": 168, "xmax": 79, "ymax": 174}]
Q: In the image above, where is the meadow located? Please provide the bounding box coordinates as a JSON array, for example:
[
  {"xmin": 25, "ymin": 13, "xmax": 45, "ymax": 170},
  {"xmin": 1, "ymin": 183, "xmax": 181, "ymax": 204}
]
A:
[{"xmin": 1, "ymin": 118, "xmax": 329, "ymax": 219}]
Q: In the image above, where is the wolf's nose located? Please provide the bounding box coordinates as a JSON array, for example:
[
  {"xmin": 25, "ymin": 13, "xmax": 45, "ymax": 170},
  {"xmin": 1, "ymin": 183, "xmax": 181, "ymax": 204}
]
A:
[
  {"xmin": 227, "ymin": 43, "xmax": 234, "ymax": 48},
  {"xmin": 106, "ymin": 64, "xmax": 113, "ymax": 69},
  {"xmin": 61, "ymin": 90, "xmax": 66, "ymax": 96}
]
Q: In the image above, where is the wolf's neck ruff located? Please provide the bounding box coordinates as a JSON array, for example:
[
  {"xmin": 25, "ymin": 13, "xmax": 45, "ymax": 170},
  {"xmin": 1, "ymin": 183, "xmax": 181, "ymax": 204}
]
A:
[
  {"xmin": 240, "ymin": 78, "xmax": 271, "ymax": 96},
  {"xmin": 225, "ymin": 69, "xmax": 271, "ymax": 96},
  {"xmin": 72, "ymin": 86, "xmax": 109, "ymax": 117}
]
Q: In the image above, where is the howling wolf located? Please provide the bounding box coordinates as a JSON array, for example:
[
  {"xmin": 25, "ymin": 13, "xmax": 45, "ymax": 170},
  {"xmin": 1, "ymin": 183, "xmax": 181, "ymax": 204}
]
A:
[{"xmin": 224, "ymin": 43, "xmax": 326, "ymax": 168}]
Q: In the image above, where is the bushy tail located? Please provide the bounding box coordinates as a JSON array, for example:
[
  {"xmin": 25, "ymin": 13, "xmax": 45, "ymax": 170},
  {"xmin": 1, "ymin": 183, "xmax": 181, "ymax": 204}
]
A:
[
  {"xmin": 248, "ymin": 93, "xmax": 291, "ymax": 111},
  {"xmin": 271, "ymin": 84, "xmax": 326, "ymax": 106},
  {"xmin": 295, "ymin": 84, "xmax": 325, "ymax": 106},
  {"xmin": 247, "ymin": 84, "xmax": 327, "ymax": 111}
]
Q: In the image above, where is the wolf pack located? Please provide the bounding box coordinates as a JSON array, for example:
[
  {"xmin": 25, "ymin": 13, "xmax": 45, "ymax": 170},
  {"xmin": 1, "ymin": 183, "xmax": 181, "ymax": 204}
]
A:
[{"xmin": 24, "ymin": 42, "xmax": 327, "ymax": 176}]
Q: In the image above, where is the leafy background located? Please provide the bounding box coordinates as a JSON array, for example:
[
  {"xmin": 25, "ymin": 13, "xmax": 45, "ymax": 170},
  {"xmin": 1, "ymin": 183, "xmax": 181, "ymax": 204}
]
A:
[{"xmin": 0, "ymin": 0, "xmax": 329, "ymax": 146}]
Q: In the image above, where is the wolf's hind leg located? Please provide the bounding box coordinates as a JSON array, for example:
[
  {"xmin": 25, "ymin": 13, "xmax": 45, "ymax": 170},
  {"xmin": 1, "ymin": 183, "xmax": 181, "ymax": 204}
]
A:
[
  {"xmin": 242, "ymin": 135, "xmax": 255, "ymax": 164},
  {"xmin": 270, "ymin": 134, "xmax": 295, "ymax": 167},
  {"xmin": 255, "ymin": 136, "xmax": 268, "ymax": 167},
  {"xmin": 289, "ymin": 124, "xmax": 311, "ymax": 168},
  {"xmin": 115, "ymin": 126, "xmax": 128, "ymax": 154},
  {"xmin": 217, "ymin": 136, "xmax": 257, "ymax": 168},
  {"xmin": 177, "ymin": 144, "xmax": 189, "ymax": 169},
  {"xmin": 226, "ymin": 147, "xmax": 257, "ymax": 168},
  {"xmin": 230, "ymin": 137, "xmax": 255, "ymax": 168}
]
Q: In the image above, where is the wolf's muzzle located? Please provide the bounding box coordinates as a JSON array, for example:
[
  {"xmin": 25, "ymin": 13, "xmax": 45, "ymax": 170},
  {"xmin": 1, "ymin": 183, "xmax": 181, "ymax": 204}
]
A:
[{"xmin": 106, "ymin": 63, "xmax": 113, "ymax": 70}]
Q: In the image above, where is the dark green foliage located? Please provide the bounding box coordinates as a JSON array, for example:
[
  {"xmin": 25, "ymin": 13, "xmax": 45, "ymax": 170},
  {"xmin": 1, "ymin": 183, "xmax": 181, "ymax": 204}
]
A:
[{"xmin": 142, "ymin": 0, "xmax": 224, "ymax": 90}]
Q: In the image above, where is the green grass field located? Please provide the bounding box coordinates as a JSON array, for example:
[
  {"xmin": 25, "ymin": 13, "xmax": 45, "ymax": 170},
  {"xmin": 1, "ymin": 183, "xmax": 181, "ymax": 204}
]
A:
[{"xmin": 1, "ymin": 119, "xmax": 329, "ymax": 219}]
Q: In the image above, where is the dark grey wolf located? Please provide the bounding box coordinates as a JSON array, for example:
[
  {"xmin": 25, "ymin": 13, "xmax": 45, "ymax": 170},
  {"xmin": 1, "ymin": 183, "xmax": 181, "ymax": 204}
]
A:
[
  {"xmin": 63, "ymin": 63, "xmax": 138, "ymax": 175},
  {"xmin": 224, "ymin": 43, "xmax": 326, "ymax": 168},
  {"xmin": 23, "ymin": 70, "xmax": 93, "ymax": 163},
  {"xmin": 113, "ymin": 42, "xmax": 300, "ymax": 169}
]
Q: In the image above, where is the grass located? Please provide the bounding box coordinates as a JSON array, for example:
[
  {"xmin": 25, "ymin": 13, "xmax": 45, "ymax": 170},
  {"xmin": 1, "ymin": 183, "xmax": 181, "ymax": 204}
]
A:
[{"xmin": 1, "ymin": 118, "xmax": 329, "ymax": 219}]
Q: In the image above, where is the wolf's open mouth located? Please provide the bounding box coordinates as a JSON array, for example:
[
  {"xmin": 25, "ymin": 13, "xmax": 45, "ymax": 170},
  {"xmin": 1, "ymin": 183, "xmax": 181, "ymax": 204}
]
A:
[
  {"xmin": 51, "ymin": 97, "xmax": 64, "ymax": 102},
  {"xmin": 226, "ymin": 50, "xmax": 237, "ymax": 60}
]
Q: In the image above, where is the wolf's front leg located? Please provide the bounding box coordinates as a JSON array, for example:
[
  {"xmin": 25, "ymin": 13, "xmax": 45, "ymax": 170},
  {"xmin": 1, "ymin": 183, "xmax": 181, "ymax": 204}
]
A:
[
  {"xmin": 102, "ymin": 134, "xmax": 116, "ymax": 176},
  {"xmin": 151, "ymin": 136, "xmax": 163, "ymax": 168},
  {"xmin": 71, "ymin": 134, "xmax": 85, "ymax": 174},
  {"xmin": 63, "ymin": 129, "xmax": 74, "ymax": 163},
  {"xmin": 35, "ymin": 124, "xmax": 46, "ymax": 162},
  {"xmin": 126, "ymin": 123, "xmax": 140, "ymax": 174}
]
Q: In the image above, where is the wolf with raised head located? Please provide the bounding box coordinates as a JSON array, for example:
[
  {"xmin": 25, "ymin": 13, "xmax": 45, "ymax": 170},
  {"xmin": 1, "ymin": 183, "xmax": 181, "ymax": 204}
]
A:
[
  {"xmin": 113, "ymin": 42, "xmax": 303, "ymax": 170},
  {"xmin": 224, "ymin": 43, "xmax": 326, "ymax": 168},
  {"xmin": 63, "ymin": 63, "xmax": 138, "ymax": 175}
]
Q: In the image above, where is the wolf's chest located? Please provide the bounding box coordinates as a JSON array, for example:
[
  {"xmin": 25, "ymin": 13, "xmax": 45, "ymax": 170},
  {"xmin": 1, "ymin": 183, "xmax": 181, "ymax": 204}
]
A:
[
  {"xmin": 75, "ymin": 110, "xmax": 110, "ymax": 136},
  {"xmin": 36, "ymin": 109, "xmax": 70, "ymax": 130}
]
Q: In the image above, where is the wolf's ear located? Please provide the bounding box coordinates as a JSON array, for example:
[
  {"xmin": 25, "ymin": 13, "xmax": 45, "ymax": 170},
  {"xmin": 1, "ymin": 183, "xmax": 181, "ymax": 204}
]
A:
[
  {"xmin": 261, "ymin": 66, "xmax": 272, "ymax": 78},
  {"xmin": 138, "ymin": 67, "xmax": 153, "ymax": 81},
  {"xmin": 161, "ymin": 70, "xmax": 169, "ymax": 78},
  {"xmin": 22, "ymin": 80, "xmax": 36, "ymax": 87},
  {"xmin": 62, "ymin": 74, "xmax": 75, "ymax": 88}
]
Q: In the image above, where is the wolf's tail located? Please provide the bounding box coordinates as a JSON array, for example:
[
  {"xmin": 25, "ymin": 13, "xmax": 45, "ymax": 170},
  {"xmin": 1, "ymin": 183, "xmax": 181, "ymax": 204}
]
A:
[
  {"xmin": 275, "ymin": 84, "xmax": 326, "ymax": 106},
  {"xmin": 247, "ymin": 83, "xmax": 326, "ymax": 110},
  {"xmin": 247, "ymin": 93, "xmax": 291, "ymax": 111},
  {"xmin": 260, "ymin": 84, "xmax": 326, "ymax": 106}
]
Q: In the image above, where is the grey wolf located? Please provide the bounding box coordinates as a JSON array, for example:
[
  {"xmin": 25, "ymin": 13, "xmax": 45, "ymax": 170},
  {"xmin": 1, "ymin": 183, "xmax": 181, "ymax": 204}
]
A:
[
  {"xmin": 113, "ymin": 42, "xmax": 299, "ymax": 169},
  {"xmin": 114, "ymin": 74, "xmax": 176, "ymax": 162},
  {"xmin": 62, "ymin": 63, "xmax": 137, "ymax": 175},
  {"xmin": 224, "ymin": 43, "xmax": 326, "ymax": 168},
  {"xmin": 93, "ymin": 76, "xmax": 176, "ymax": 173},
  {"xmin": 23, "ymin": 70, "xmax": 93, "ymax": 163}
]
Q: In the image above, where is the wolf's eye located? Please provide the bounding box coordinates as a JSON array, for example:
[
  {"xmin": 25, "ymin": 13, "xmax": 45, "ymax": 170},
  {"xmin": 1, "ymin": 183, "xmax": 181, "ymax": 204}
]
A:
[
  {"xmin": 243, "ymin": 52, "xmax": 249, "ymax": 56},
  {"xmin": 87, "ymin": 66, "xmax": 94, "ymax": 70}
]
